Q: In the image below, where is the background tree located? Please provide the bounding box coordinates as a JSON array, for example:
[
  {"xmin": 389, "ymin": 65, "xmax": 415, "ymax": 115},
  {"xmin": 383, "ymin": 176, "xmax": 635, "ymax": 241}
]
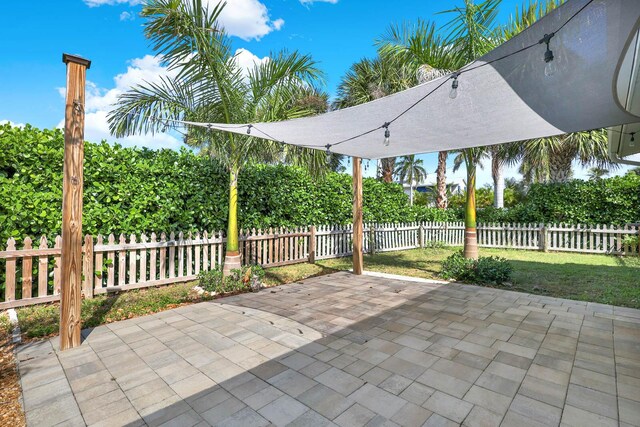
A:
[
  {"xmin": 376, "ymin": 21, "xmax": 460, "ymax": 209},
  {"xmin": 441, "ymin": 0, "xmax": 501, "ymax": 258},
  {"xmin": 395, "ymin": 155, "xmax": 427, "ymax": 206},
  {"xmin": 333, "ymin": 55, "xmax": 415, "ymax": 182},
  {"xmin": 109, "ymin": 0, "xmax": 326, "ymax": 275},
  {"xmin": 517, "ymin": 131, "xmax": 616, "ymax": 183},
  {"xmin": 453, "ymin": 148, "xmax": 489, "ymax": 259}
]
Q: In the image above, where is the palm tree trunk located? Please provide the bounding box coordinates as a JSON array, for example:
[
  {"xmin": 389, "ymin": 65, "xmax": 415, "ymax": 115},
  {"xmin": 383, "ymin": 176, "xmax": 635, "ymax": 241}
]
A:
[
  {"xmin": 436, "ymin": 151, "xmax": 448, "ymax": 209},
  {"xmin": 223, "ymin": 166, "xmax": 241, "ymax": 276},
  {"xmin": 464, "ymin": 154, "xmax": 479, "ymax": 260},
  {"xmin": 548, "ymin": 151, "xmax": 573, "ymax": 183},
  {"xmin": 409, "ymin": 181, "xmax": 414, "ymax": 206},
  {"xmin": 492, "ymin": 154, "xmax": 504, "ymax": 208},
  {"xmin": 381, "ymin": 157, "xmax": 395, "ymax": 183}
]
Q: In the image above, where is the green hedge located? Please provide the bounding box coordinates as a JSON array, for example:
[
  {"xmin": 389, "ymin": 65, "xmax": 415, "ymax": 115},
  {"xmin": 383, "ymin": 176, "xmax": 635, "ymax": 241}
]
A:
[
  {"xmin": 476, "ymin": 175, "xmax": 640, "ymax": 225},
  {"xmin": 0, "ymin": 124, "xmax": 451, "ymax": 244}
]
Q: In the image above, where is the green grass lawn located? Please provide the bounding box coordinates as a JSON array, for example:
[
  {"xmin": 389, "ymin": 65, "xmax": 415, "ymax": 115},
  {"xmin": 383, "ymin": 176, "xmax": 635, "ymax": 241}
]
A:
[
  {"xmin": 315, "ymin": 247, "xmax": 640, "ymax": 309},
  {"xmin": 11, "ymin": 247, "xmax": 640, "ymax": 339}
]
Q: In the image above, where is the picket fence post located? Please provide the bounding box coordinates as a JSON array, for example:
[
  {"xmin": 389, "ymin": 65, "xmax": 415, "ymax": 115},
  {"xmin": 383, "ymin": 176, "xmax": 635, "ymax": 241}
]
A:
[{"xmin": 309, "ymin": 225, "xmax": 316, "ymax": 264}]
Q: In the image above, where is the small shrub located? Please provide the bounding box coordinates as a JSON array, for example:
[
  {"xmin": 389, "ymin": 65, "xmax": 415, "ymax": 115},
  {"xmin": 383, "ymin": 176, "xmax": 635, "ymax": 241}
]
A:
[
  {"xmin": 197, "ymin": 264, "xmax": 265, "ymax": 295},
  {"xmin": 475, "ymin": 256, "xmax": 513, "ymax": 284},
  {"xmin": 440, "ymin": 251, "xmax": 477, "ymax": 282},
  {"xmin": 440, "ymin": 251, "xmax": 512, "ymax": 284}
]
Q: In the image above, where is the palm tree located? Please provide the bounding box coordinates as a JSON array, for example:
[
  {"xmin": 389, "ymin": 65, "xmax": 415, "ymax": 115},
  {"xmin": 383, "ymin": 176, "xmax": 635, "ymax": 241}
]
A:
[
  {"xmin": 517, "ymin": 131, "xmax": 616, "ymax": 183},
  {"xmin": 334, "ymin": 55, "xmax": 416, "ymax": 182},
  {"xmin": 440, "ymin": 0, "xmax": 501, "ymax": 258},
  {"xmin": 395, "ymin": 155, "xmax": 428, "ymax": 206},
  {"xmin": 376, "ymin": 21, "xmax": 459, "ymax": 209},
  {"xmin": 108, "ymin": 0, "xmax": 326, "ymax": 276},
  {"xmin": 489, "ymin": 143, "xmax": 521, "ymax": 207},
  {"xmin": 453, "ymin": 148, "xmax": 489, "ymax": 259}
]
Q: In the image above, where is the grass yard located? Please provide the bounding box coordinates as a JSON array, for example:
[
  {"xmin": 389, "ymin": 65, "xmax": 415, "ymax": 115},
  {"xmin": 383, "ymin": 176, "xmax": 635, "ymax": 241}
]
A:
[
  {"xmin": 10, "ymin": 246, "xmax": 640, "ymax": 340},
  {"xmin": 316, "ymin": 247, "xmax": 640, "ymax": 309}
]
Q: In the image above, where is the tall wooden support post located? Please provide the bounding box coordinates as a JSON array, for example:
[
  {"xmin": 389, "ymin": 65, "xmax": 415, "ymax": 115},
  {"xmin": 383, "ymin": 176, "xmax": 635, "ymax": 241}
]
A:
[
  {"xmin": 352, "ymin": 157, "xmax": 363, "ymax": 275},
  {"xmin": 60, "ymin": 54, "xmax": 91, "ymax": 351}
]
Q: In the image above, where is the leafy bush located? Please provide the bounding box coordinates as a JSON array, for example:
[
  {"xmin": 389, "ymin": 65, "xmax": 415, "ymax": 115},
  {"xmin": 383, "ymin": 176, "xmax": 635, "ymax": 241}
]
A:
[
  {"xmin": 0, "ymin": 124, "xmax": 416, "ymax": 244},
  {"xmin": 197, "ymin": 264, "xmax": 265, "ymax": 294},
  {"xmin": 440, "ymin": 251, "xmax": 512, "ymax": 284}
]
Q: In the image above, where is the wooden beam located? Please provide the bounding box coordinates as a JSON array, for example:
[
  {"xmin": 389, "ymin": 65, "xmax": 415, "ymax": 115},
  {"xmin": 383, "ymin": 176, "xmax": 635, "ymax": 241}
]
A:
[
  {"xmin": 352, "ymin": 157, "xmax": 363, "ymax": 275},
  {"xmin": 60, "ymin": 53, "xmax": 90, "ymax": 351}
]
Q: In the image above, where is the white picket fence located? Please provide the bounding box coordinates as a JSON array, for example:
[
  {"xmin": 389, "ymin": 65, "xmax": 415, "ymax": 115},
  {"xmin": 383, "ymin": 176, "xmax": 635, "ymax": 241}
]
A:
[{"xmin": 1, "ymin": 222, "xmax": 638, "ymax": 308}]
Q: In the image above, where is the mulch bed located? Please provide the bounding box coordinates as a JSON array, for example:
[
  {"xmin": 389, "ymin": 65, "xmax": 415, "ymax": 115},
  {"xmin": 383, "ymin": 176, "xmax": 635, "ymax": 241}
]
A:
[{"xmin": 0, "ymin": 325, "xmax": 26, "ymax": 426}]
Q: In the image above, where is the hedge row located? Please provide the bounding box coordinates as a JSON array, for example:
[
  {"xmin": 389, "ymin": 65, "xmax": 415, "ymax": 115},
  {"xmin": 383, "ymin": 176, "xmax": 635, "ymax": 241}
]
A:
[
  {"xmin": 477, "ymin": 174, "xmax": 640, "ymax": 225},
  {"xmin": 2, "ymin": 124, "xmax": 638, "ymax": 246},
  {"xmin": 0, "ymin": 124, "xmax": 455, "ymax": 244}
]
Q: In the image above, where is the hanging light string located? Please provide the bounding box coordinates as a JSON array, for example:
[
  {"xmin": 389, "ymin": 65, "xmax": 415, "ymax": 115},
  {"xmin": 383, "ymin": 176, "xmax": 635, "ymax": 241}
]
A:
[
  {"xmin": 274, "ymin": 0, "xmax": 594, "ymax": 155},
  {"xmin": 137, "ymin": 0, "xmax": 594, "ymax": 157}
]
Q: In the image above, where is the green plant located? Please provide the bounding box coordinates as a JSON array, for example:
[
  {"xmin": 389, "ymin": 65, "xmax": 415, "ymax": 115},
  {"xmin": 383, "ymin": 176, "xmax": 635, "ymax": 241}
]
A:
[
  {"xmin": 197, "ymin": 264, "xmax": 265, "ymax": 295},
  {"xmin": 440, "ymin": 250, "xmax": 512, "ymax": 284}
]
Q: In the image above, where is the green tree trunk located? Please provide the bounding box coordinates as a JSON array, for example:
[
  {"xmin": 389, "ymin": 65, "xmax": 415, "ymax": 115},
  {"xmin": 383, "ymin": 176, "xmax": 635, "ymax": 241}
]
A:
[
  {"xmin": 223, "ymin": 166, "xmax": 241, "ymax": 275},
  {"xmin": 464, "ymin": 153, "xmax": 479, "ymax": 260}
]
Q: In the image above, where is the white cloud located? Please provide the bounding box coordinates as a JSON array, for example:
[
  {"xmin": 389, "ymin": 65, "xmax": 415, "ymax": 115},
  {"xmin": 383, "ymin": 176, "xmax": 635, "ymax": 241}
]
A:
[
  {"xmin": 84, "ymin": 0, "xmax": 284, "ymax": 40},
  {"xmin": 234, "ymin": 48, "xmax": 269, "ymax": 78},
  {"xmin": 119, "ymin": 11, "xmax": 134, "ymax": 21},
  {"xmin": 204, "ymin": 0, "xmax": 284, "ymax": 40},
  {"xmin": 83, "ymin": 0, "xmax": 141, "ymax": 6},
  {"xmin": 0, "ymin": 120, "xmax": 25, "ymax": 128},
  {"xmin": 272, "ymin": 18, "xmax": 285, "ymax": 31},
  {"xmin": 55, "ymin": 50, "xmax": 267, "ymax": 150},
  {"xmin": 56, "ymin": 55, "xmax": 182, "ymax": 150}
]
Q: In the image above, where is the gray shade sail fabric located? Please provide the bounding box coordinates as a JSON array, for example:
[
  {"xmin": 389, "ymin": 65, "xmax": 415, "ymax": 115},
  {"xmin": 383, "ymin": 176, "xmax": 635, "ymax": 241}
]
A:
[{"xmin": 185, "ymin": 0, "xmax": 640, "ymax": 160}]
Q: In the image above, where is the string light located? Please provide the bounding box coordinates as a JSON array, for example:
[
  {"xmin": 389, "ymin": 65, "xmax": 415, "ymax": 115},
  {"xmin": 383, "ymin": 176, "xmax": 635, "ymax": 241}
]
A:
[
  {"xmin": 449, "ymin": 73, "xmax": 460, "ymax": 99},
  {"xmin": 247, "ymin": 124, "xmax": 252, "ymax": 135},
  {"xmin": 539, "ymin": 32, "xmax": 556, "ymax": 77},
  {"xmin": 383, "ymin": 122, "xmax": 391, "ymax": 147},
  {"xmin": 325, "ymin": 144, "xmax": 332, "ymax": 164},
  {"xmin": 631, "ymin": 132, "xmax": 636, "ymax": 148}
]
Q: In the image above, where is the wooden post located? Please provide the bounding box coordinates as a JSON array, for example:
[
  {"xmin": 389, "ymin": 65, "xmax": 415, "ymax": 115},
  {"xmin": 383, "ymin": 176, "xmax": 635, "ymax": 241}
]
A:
[
  {"xmin": 309, "ymin": 226, "xmax": 316, "ymax": 264},
  {"xmin": 353, "ymin": 157, "xmax": 363, "ymax": 275},
  {"xmin": 82, "ymin": 235, "xmax": 94, "ymax": 299},
  {"xmin": 60, "ymin": 53, "xmax": 90, "ymax": 351}
]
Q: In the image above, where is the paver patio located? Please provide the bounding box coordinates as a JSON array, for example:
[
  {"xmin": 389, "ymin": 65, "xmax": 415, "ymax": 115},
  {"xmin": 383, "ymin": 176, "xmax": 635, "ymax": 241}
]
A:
[{"xmin": 16, "ymin": 271, "xmax": 640, "ymax": 426}]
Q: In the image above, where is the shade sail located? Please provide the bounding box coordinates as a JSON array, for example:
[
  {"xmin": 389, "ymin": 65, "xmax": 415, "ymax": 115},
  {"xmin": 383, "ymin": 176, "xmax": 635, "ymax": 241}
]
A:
[{"xmin": 185, "ymin": 0, "xmax": 640, "ymax": 160}]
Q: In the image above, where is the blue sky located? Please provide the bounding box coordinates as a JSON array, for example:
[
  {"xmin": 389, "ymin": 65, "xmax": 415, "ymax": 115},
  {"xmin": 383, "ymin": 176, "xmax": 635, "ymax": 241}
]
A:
[{"xmin": 0, "ymin": 0, "xmax": 631, "ymax": 185}]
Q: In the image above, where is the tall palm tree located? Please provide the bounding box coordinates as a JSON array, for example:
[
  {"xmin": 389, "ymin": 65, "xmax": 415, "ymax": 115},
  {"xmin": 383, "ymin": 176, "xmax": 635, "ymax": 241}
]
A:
[
  {"xmin": 334, "ymin": 55, "xmax": 416, "ymax": 182},
  {"xmin": 517, "ymin": 131, "xmax": 616, "ymax": 183},
  {"xmin": 395, "ymin": 155, "xmax": 428, "ymax": 206},
  {"xmin": 376, "ymin": 21, "xmax": 460, "ymax": 209},
  {"xmin": 441, "ymin": 0, "xmax": 501, "ymax": 258},
  {"xmin": 453, "ymin": 148, "xmax": 489, "ymax": 259},
  {"xmin": 108, "ymin": 0, "xmax": 326, "ymax": 275}
]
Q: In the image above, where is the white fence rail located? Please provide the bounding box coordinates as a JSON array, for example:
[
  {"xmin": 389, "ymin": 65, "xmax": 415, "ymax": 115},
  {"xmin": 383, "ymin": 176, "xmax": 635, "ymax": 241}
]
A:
[{"xmin": 2, "ymin": 222, "xmax": 638, "ymax": 308}]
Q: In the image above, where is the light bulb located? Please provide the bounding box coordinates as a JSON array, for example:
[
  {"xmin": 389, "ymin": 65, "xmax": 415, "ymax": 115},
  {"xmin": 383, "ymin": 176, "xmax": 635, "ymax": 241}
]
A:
[
  {"xmin": 246, "ymin": 125, "xmax": 252, "ymax": 135},
  {"xmin": 383, "ymin": 127, "xmax": 391, "ymax": 146},
  {"xmin": 544, "ymin": 58, "xmax": 557, "ymax": 77},
  {"xmin": 540, "ymin": 33, "xmax": 556, "ymax": 77},
  {"xmin": 325, "ymin": 145, "xmax": 332, "ymax": 164},
  {"xmin": 449, "ymin": 77, "xmax": 459, "ymax": 99},
  {"xmin": 630, "ymin": 133, "xmax": 636, "ymax": 148}
]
